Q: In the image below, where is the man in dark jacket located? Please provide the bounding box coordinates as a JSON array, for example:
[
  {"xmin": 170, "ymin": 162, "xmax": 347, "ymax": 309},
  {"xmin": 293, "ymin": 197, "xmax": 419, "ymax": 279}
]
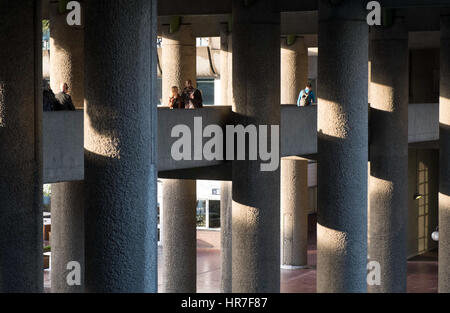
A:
[
  {"xmin": 181, "ymin": 80, "xmax": 203, "ymax": 109},
  {"xmin": 43, "ymin": 80, "xmax": 59, "ymax": 111},
  {"xmin": 55, "ymin": 82, "xmax": 75, "ymax": 111}
]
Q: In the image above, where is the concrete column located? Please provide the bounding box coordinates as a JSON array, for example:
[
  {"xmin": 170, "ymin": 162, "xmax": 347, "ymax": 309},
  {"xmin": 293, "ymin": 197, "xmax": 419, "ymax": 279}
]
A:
[
  {"xmin": 50, "ymin": 181, "xmax": 84, "ymax": 293},
  {"xmin": 439, "ymin": 15, "xmax": 450, "ymax": 293},
  {"xmin": 49, "ymin": 1, "xmax": 85, "ymax": 293},
  {"xmin": 220, "ymin": 181, "xmax": 232, "ymax": 293},
  {"xmin": 231, "ymin": 0, "xmax": 281, "ymax": 293},
  {"xmin": 162, "ymin": 25, "xmax": 196, "ymax": 105},
  {"xmin": 0, "ymin": 0, "xmax": 43, "ymax": 293},
  {"xmin": 162, "ymin": 179, "xmax": 197, "ymax": 293},
  {"xmin": 280, "ymin": 158, "xmax": 308, "ymax": 268},
  {"xmin": 49, "ymin": 1, "xmax": 84, "ymax": 108},
  {"xmin": 84, "ymin": 0, "xmax": 158, "ymax": 292},
  {"xmin": 227, "ymin": 33, "xmax": 233, "ymax": 107},
  {"xmin": 317, "ymin": 0, "xmax": 368, "ymax": 293},
  {"xmin": 220, "ymin": 26, "xmax": 231, "ymax": 106},
  {"xmin": 281, "ymin": 37, "xmax": 308, "ymax": 105},
  {"xmin": 368, "ymin": 18, "xmax": 409, "ymax": 293}
]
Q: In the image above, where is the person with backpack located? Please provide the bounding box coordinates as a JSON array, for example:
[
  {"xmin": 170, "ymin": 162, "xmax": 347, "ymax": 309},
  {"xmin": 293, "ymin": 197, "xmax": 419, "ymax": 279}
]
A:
[{"xmin": 297, "ymin": 81, "xmax": 316, "ymax": 107}]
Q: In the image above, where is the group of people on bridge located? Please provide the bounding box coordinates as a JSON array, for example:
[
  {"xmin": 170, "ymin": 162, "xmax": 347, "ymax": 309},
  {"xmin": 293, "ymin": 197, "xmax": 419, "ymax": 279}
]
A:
[
  {"xmin": 168, "ymin": 80, "xmax": 203, "ymax": 109},
  {"xmin": 43, "ymin": 81, "xmax": 75, "ymax": 111},
  {"xmin": 167, "ymin": 79, "xmax": 315, "ymax": 108}
]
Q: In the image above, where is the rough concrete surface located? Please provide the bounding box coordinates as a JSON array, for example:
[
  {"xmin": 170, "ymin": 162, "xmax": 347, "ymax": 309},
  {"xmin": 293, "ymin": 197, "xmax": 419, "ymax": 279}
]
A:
[
  {"xmin": 368, "ymin": 18, "xmax": 409, "ymax": 293},
  {"xmin": 83, "ymin": 0, "xmax": 158, "ymax": 293},
  {"xmin": 0, "ymin": 0, "xmax": 43, "ymax": 293},
  {"xmin": 231, "ymin": 0, "xmax": 281, "ymax": 293},
  {"xmin": 317, "ymin": 0, "xmax": 368, "ymax": 293},
  {"xmin": 162, "ymin": 179, "xmax": 197, "ymax": 293},
  {"xmin": 439, "ymin": 15, "xmax": 450, "ymax": 293}
]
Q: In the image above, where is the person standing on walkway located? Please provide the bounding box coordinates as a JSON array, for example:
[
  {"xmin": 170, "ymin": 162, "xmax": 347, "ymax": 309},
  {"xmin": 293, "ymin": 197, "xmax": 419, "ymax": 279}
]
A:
[
  {"xmin": 168, "ymin": 86, "xmax": 184, "ymax": 109},
  {"xmin": 43, "ymin": 80, "xmax": 59, "ymax": 111},
  {"xmin": 297, "ymin": 81, "xmax": 316, "ymax": 107},
  {"xmin": 182, "ymin": 80, "xmax": 203, "ymax": 109},
  {"xmin": 55, "ymin": 82, "xmax": 76, "ymax": 111}
]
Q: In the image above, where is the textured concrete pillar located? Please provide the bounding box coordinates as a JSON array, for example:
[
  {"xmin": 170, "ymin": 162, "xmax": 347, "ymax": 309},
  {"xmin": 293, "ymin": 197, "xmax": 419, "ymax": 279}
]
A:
[
  {"xmin": 50, "ymin": 181, "xmax": 84, "ymax": 293},
  {"xmin": 162, "ymin": 179, "xmax": 197, "ymax": 293},
  {"xmin": 84, "ymin": 0, "xmax": 158, "ymax": 292},
  {"xmin": 368, "ymin": 18, "xmax": 409, "ymax": 293},
  {"xmin": 49, "ymin": 1, "xmax": 84, "ymax": 108},
  {"xmin": 49, "ymin": 0, "xmax": 85, "ymax": 293},
  {"xmin": 227, "ymin": 34, "xmax": 233, "ymax": 107},
  {"xmin": 281, "ymin": 158, "xmax": 308, "ymax": 268},
  {"xmin": 220, "ymin": 181, "xmax": 232, "ymax": 293},
  {"xmin": 0, "ymin": 0, "xmax": 43, "ymax": 293},
  {"xmin": 220, "ymin": 27, "xmax": 231, "ymax": 106},
  {"xmin": 281, "ymin": 37, "xmax": 308, "ymax": 105},
  {"xmin": 439, "ymin": 15, "xmax": 450, "ymax": 293},
  {"xmin": 162, "ymin": 25, "xmax": 196, "ymax": 104},
  {"xmin": 317, "ymin": 0, "xmax": 368, "ymax": 293},
  {"xmin": 232, "ymin": 0, "xmax": 281, "ymax": 293}
]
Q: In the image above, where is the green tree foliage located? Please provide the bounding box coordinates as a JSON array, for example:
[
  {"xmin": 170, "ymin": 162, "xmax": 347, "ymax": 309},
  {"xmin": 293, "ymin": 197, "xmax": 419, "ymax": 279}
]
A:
[{"xmin": 42, "ymin": 19, "xmax": 49, "ymax": 33}]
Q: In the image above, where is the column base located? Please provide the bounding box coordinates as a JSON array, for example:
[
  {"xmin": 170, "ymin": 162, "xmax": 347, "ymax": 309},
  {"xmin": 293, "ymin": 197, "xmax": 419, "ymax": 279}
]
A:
[{"xmin": 281, "ymin": 264, "xmax": 310, "ymax": 270}]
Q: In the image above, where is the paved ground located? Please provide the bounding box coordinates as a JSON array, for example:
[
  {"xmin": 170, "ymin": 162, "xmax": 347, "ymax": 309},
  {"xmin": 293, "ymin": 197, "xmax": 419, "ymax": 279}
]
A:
[
  {"xmin": 44, "ymin": 229, "xmax": 438, "ymax": 293},
  {"xmin": 158, "ymin": 243, "xmax": 438, "ymax": 293}
]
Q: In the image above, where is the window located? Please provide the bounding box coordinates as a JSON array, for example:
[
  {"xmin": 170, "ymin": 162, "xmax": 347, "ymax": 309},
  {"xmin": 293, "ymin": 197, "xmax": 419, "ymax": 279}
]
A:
[
  {"xmin": 197, "ymin": 79, "xmax": 215, "ymax": 105},
  {"xmin": 208, "ymin": 200, "xmax": 220, "ymax": 228},
  {"xmin": 196, "ymin": 200, "xmax": 207, "ymax": 228},
  {"xmin": 196, "ymin": 199, "xmax": 221, "ymax": 229},
  {"xmin": 197, "ymin": 37, "xmax": 209, "ymax": 47}
]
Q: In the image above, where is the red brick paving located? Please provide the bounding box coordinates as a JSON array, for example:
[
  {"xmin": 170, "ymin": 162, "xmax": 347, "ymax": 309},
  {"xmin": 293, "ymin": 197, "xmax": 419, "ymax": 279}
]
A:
[{"xmin": 44, "ymin": 221, "xmax": 438, "ymax": 293}]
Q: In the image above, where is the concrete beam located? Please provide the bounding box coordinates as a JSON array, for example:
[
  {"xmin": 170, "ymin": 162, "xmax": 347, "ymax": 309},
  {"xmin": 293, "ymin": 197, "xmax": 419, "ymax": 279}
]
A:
[
  {"xmin": 380, "ymin": 0, "xmax": 450, "ymax": 8},
  {"xmin": 44, "ymin": 1, "xmax": 450, "ymax": 37},
  {"xmin": 158, "ymin": 163, "xmax": 232, "ymax": 181},
  {"xmin": 157, "ymin": 0, "xmax": 450, "ymax": 16},
  {"xmin": 408, "ymin": 103, "xmax": 440, "ymax": 143},
  {"xmin": 409, "ymin": 31, "xmax": 441, "ymax": 49},
  {"xmin": 157, "ymin": 0, "xmax": 317, "ymax": 16},
  {"xmin": 158, "ymin": 12, "xmax": 319, "ymax": 38},
  {"xmin": 157, "ymin": 106, "xmax": 232, "ymax": 172},
  {"xmin": 43, "ymin": 111, "xmax": 84, "ymax": 184},
  {"xmin": 399, "ymin": 7, "xmax": 450, "ymax": 32},
  {"xmin": 43, "ymin": 103, "xmax": 440, "ymax": 183},
  {"xmin": 157, "ymin": 8, "xmax": 450, "ymax": 38}
]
